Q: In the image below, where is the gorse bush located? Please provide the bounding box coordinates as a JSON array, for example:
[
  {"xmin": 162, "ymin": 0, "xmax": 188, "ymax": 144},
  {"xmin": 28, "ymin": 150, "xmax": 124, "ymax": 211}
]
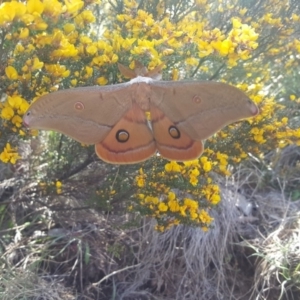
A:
[{"xmin": 0, "ymin": 0, "xmax": 299, "ymax": 230}]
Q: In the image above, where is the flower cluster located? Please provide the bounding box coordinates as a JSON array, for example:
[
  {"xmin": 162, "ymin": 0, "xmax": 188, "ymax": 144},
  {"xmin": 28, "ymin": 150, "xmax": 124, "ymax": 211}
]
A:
[
  {"xmin": 0, "ymin": 143, "xmax": 21, "ymax": 164},
  {"xmin": 38, "ymin": 180, "xmax": 63, "ymax": 195},
  {"xmin": 134, "ymin": 155, "xmax": 224, "ymax": 230},
  {"xmin": 137, "ymin": 191, "xmax": 214, "ymax": 232},
  {"xmin": 197, "ymin": 17, "xmax": 258, "ymax": 66},
  {"xmin": 0, "ymin": 94, "xmax": 29, "ymax": 135}
]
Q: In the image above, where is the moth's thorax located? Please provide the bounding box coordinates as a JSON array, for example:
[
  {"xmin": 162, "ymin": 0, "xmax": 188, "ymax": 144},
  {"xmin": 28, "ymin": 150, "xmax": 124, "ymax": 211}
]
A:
[
  {"xmin": 130, "ymin": 80, "xmax": 152, "ymax": 111},
  {"xmin": 129, "ymin": 76, "xmax": 154, "ymax": 84}
]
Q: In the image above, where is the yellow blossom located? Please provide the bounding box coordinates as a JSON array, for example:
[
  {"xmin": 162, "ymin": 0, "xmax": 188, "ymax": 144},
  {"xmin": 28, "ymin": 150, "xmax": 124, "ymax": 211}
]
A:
[
  {"xmin": 172, "ymin": 68, "xmax": 179, "ymax": 81},
  {"xmin": 190, "ymin": 211, "xmax": 198, "ymax": 220},
  {"xmin": 32, "ymin": 57, "xmax": 44, "ymax": 70},
  {"xmin": 168, "ymin": 200, "xmax": 180, "ymax": 212},
  {"xmin": 199, "ymin": 209, "xmax": 214, "ymax": 224},
  {"xmin": 56, "ymin": 181, "xmax": 62, "ymax": 188},
  {"xmin": 5, "ymin": 66, "xmax": 18, "ymax": 80},
  {"xmin": 184, "ymin": 198, "xmax": 198, "ymax": 210},
  {"xmin": 184, "ymin": 159, "xmax": 199, "ymax": 167},
  {"xmin": 210, "ymin": 194, "xmax": 221, "ymax": 205},
  {"xmin": 19, "ymin": 28, "xmax": 29, "ymax": 39},
  {"xmin": 81, "ymin": 10, "xmax": 96, "ymax": 23},
  {"xmin": 0, "ymin": 143, "xmax": 21, "ymax": 164},
  {"xmin": 168, "ymin": 191, "xmax": 176, "ymax": 201},
  {"xmin": 136, "ymin": 176, "xmax": 145, "ymax": 187},
  {"xmin": 86, "ymin": 44, "xmax": 98, "ymax": 55},
  {"xmin": 1, "ymin": 107, "xmax": 14, "ymax": 120},
  {"xmin": 145, "ymin": 196, "xmax": 159, "ymax": 205},
  {"xmin": 190, "ymin": 168, "xmax": 200, "ymax": 176},
  {"xmin": 64, "ymin": 23, "xmax": 76, "ymax": 33},
  {"xmin": 158, "ymin": 202, "xmax": 168, "ymax": 212},
  {"xmin": 27, "ymin": 0, "xmax": 44, "ymax": 15},
  {"xmin": 202, "ymin": 161, "xmax": 212, "ymax": 172},
  {"xmin": 64, "ymin": 0, "xmax": 84, "ymax": 15},
  {"xmin": 11, "ymin": 115, "xmax": 23, "ymax": 127},
  {"xmin": 19, "ymin": 100, "xmax": 30, "ymax": 115},
  {"xmin": 165, "ymin": 161, "xmax": 182, "ymax": 172},
  {"xmin": 0, "ymin": 2, "xmax": 16, "ymax": 25},
  {"xmin": 97, "ymin": 77, "xmax": 108, "ymax": 85}
]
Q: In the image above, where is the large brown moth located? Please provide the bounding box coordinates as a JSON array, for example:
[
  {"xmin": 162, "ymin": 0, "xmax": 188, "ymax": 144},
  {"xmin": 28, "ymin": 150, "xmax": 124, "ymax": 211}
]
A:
[{"xmin": 23, "ymin": 62, "xmax": 259, "ymax": 164}]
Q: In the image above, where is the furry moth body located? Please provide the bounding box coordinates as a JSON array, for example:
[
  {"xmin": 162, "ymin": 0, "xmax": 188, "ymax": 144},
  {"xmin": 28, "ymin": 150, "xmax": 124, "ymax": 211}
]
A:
[{"xmin": 23, "ymin": 76, "xmax": 259, "ymax": 164}]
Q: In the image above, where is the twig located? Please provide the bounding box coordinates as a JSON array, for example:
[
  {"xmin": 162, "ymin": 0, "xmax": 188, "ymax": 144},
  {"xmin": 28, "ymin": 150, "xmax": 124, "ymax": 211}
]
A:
[{"xmin": 92, "ymin": 263, "xmax": 141, "ymax": 286}]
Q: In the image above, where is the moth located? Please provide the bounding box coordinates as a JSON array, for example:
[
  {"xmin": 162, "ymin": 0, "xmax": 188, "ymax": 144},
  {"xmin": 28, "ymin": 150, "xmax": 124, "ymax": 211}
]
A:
[{"xmin": 23, "ymin": 62, "xmax": 259, "ymax": 164}]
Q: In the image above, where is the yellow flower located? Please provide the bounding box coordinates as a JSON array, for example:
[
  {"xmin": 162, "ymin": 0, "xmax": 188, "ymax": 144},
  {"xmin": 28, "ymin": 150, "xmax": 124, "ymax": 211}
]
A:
[
  {"xmin": 81, "ymin": 10, "xmax": 96, "ymax": 23},
  {"xmin": 27, "ymin": 0, "xmax": 44, "ymax": 15},
  {"xmin": 0, "ymin": 150, "xmax": 10, "ymax": 163},
  {"xmin": 184, "ymin": 198, "xmax": 199, "ymax": 210},
  {"xmin": 64, "ymin": 0, "xmax": 84, "ymax": 15},
  {"xmin": 210, "ymin": 194, "xmax": 221, "ymax": 205},
  {"xmin": 56, "ymin": 181, "xmax": 62, "ymax": 188},
  {"xmin": 202, "ymin": 161, "xmax": 212, "ymax": 172},
  {"xmin": 11, "ymin": 115, "xmax": 23, "ymax": 127},
  {"xmin": 0, "ymin": 2, "xmax": 16, "ymax": 25},
  {"xmin": 97, "ymin": 77, "xmax": 108, "ymax": 85},
  {"xmin": 199, "ymin": 209, "xmax": 214, "ymax": 224},
  {"xmin": 19, "ymin": 28, "xmax": 29, "ymax": 39},
  {"xmin": 184, "ymin": 159, "xmax": 199, "ymax": 167},
  {"xmin": 145, "ymin": 196, "xmax": 159, "ymax": 205},
  {"xmin": 158, "ymin": 202, "xmax": 168, "ymax": 212},
  {"xmin": 12, "ymin": 1, "xmax": 27, "ymax": 18},
  {"xmin": 19, "ymin": 100, "xmax": 30, "ymax": 115},
  {"xmin": 8, "ymin": 96, "xmax": 23, "ymax": 109},
  {"xmin": 71, "ymin": 79, "xmax": 78, "ymax": 86},
  {"xmin": 5, "ymin": 66, "xmax": 18, "ymax": 80},
  {"xmin": 19, "ymin": 130, "xmax": 26, "ymax": 136},
  {"xmin": 190, "ymin": 211, "xmax": 198, "ymax": 220},
  {"xmin": 138, "ymin": 194, "xmax": 145, "ymax": 200},
  {"xmin": 185, "ymin": 57, "xmax": 199, "ymax": 66},
  {"xmin": 155, "ymin": 225, "xmax": 165, "ymax": 232},
  {"xmin": 1, "ymin": 107, "xmax": 14, "ymax": 120},
  {"xmin": 168, "ymin": 191, "xmax": 176, "ymax": 201},
  {"xmin": 43, "ymin": 0, "xmax": 63, "ymax": 18},
  {"xmin": 172, "ymin": 68, "xmax": 179, "ymax": 81},
  {"xmin": 190, "ymin": 167, "xmax": 200, "ymax": 176},
  {"xmin": 86, "ymin": 44, "xmax": 98, "ymax": 55},
  {"xmin": 168, "ymin": 200, "xmax": 180, "ymax": 212},
  {"xmin": 281, "ymin": 117, "xmax": 288, "ymax": 125},
  {"xmin": 64, "ymin": 23, "xmax": 76, "ymax": 33},
  {"xmin": 84, "ymin": 66, "xmax": 93, "ymax": 78},
  {"xmin": 165, "ymin": 161, "xmax": 182, "ymax": 172},
  {"xmin": 189, "ymin": 175, "xmax": 198, "ymax": 186},
  {"xmin": 290, "ymin": 94, "xmax": 296, "ymax": 101},
  {"xmin": 216, "ymin": 39, "xmax": 235, "ymax": 56},
  {"xmin": 136, "ymin": 176, "xmax": 145, "ymax": 188},
  {"xmin": 216, "ymin": 152, "xmax": 228, "ymax": 166},
  {"xmin": 0, "ymin": 143, "xmax": 21, "ymax": 164},
  {"xmin": 32, "ymin": 57, "xmax": 44, "ymax": 71}
]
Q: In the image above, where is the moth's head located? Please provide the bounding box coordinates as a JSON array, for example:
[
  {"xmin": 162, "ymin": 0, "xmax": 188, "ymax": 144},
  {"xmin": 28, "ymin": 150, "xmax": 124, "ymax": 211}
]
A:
[
  {"xmin": 23, "ymin": 108, "xmax": 33, "ymax": 128},
  {"xmin": 245, "ymin": 98, "xmax": 259, "ymax": 117},
  {"xmin": 23, "ymin": 101, "xmax": 43, "ymax": 129}
]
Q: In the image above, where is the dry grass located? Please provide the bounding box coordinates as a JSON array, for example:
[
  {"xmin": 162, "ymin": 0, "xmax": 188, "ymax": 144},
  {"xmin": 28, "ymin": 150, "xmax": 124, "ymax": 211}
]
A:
[{"xmin": 0, "ymin": 269, "xmax": 74, "ymax": 300}]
